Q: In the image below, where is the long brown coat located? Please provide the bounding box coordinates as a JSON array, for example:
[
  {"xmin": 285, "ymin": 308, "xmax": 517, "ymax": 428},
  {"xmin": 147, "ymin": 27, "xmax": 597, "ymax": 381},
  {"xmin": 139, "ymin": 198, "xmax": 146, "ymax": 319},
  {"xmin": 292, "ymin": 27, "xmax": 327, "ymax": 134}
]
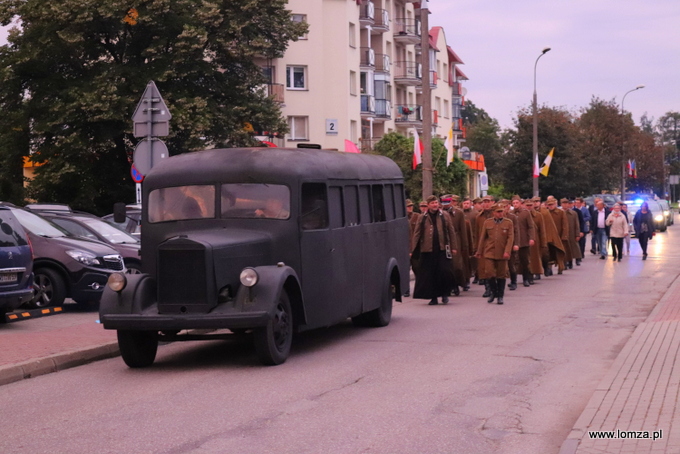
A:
[
  {"xmin": 475, "ymin": 209, "xmax": 494, "ymax": 276},
  {"xmin": 515, "ymin": 208, "xmax": 536, "ymax": 248},
  {"xmin": 528, "ymin": 209, "xmax": 547, "ymax": 274},
  {"xmin": 540, "ymin": 207, "xmax": 565, "ymax": 252},
  {"xmin": 564, "ymin": 209, "xmax": 583, "ymax": 260},
  {"xmin": 445, "ymin": 208, "xmax": 470, "ymax": 283}
]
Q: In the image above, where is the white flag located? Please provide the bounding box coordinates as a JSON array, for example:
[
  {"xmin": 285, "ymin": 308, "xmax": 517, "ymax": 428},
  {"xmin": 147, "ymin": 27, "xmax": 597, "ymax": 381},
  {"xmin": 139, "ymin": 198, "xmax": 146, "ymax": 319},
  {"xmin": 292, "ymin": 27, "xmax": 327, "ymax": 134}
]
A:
[{"xmin": 444, "ymin": 128, "xmax": 454, "ymax": 167}]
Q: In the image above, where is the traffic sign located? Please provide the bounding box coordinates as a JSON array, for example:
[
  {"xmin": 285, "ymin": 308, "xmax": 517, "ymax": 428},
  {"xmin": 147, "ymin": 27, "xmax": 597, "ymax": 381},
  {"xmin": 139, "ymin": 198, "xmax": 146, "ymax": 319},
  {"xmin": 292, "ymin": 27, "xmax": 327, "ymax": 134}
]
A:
[
  {"xmin": 130, "ymin": 164, "xmax": 144, "ymax": 183},
  {"xmin": 133, "ymin": 139, "xmax": 169, "ymax": 176},
  {"xmin": 132, "ymin": 81, "xmax": 172, "ymax": 138}
]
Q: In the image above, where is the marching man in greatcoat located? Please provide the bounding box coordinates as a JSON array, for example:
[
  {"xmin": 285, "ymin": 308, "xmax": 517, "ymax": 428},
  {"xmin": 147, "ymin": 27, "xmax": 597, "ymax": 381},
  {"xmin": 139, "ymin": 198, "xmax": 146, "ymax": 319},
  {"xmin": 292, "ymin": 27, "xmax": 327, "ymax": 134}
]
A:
[{"xmin": 476, "ymin": 203, "xmax": 514, "ymax": 305}]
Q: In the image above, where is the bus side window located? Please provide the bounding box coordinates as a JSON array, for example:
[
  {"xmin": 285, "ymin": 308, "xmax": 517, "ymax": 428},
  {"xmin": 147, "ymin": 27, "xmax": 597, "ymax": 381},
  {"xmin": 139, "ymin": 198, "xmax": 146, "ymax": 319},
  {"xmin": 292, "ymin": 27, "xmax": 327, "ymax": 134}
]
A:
[
  {"xmin": 383, "ymin": 184, "xmax": 395, "ymax": 220},
  {"xmin": 394, "ymin": 184, "xmax": 406, "ymax": 218},
  {"xmin": 328, "ymin": 186, "xmax": 344, "ymax": 229},
  {"xmin": 359, "ymin": 185, "xmax": 372, "ymax": 224},
  {"xmin": 371, "ymin": 184, "xmax": 386, "ymax": 222},
  {"xmin": 301, "ymin": 183, "xmax": 328, "ymax": 230},
  {"xmin": 344, "ymin": 185, "xmax": 359, "ymax": 226}
]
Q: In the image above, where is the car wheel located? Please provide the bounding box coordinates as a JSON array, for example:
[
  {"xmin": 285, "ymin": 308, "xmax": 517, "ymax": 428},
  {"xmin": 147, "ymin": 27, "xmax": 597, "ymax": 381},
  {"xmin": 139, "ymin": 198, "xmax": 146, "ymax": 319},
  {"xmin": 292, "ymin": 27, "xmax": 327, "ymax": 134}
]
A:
[
  {"xmin": 117, "ymin": 330, "xmax": 158, "ymax": 368},
  {"xmin": 253, "ymin": 291, "xmax": 293, "ymax": 365},
  {"xmin": 28, "ymin": 268, "xmax": 66, "ymax": 308},
  {"xmin": 351, "ymin": 279, "xmax": 394, "ymax": 328},
  {"xmin": 125, "ymin": 263, "xmax": 142, "ymax": 274}
]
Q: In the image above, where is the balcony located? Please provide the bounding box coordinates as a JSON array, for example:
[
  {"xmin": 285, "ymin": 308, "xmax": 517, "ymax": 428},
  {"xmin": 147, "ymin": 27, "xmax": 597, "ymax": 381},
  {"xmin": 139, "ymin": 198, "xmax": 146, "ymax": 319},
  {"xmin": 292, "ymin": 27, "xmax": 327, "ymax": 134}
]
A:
[
  {"xmin": 258, "ymin": 83, "xmax": 284, "ymax": 103},
  {"xmin": 452, "ymin": 82, "xmax": 464, "ymax": 96},
  {"xmin": 393, "ymin": 18, "xmax": 421, "ymax": 44},
  {"xmin": 359, "ymin": 1, "xmax": 375, "ymax": 27},
  {"xmin": 360, "ymin": 47, "xmax": 375, "ymax": 68},
  {"xmin": 395, "ymin": 104, "xmax": 422, "ymax": 125},
  {"xmin": 372, "ymin": 8, "xmax": 389, "ymax": 33},
  {"xmin": 393, "ymin": 61, "xmax": 422, "ymax": 86},
  {"xmin": 375, "ymin": 53, "xmax": 390, "ymax": 74},
  {"xmin": 417, "ymin": 70, "xmax": 437, "ymax": 92},
  {"xmin": 375, "ymin": 99, "xmax": 392, "ymax": 121},
  {"xmin": 361, "ymin": 95, "xmax": 376, "ymax": 116}
]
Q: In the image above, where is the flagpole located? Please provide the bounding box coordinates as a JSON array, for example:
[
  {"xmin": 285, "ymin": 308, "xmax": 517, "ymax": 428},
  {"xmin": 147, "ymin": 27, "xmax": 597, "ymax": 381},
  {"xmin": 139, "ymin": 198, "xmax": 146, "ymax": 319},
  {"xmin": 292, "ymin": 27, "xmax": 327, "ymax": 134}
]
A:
[
  {"xmin": 620, "ymin": 85, "xmax": 645, "ymax": 199},
  {"xmin": 532, "ymin": 47, "xmax": 551, "ymax": 198}
]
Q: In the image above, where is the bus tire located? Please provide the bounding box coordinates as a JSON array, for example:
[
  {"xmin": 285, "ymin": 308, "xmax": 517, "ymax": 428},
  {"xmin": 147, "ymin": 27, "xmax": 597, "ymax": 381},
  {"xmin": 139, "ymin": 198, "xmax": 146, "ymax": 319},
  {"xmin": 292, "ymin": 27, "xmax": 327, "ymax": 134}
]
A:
[
  {"xmin": 352, "ymin": 281, "xmax": 394, "ymax": 328},
  {"xmin": 254, "ymin": 291, "xmax": 293, "ymax": 365},
  {"xmin": 117, "ymin": 330, "xmax": 158, "ymax": 368}
]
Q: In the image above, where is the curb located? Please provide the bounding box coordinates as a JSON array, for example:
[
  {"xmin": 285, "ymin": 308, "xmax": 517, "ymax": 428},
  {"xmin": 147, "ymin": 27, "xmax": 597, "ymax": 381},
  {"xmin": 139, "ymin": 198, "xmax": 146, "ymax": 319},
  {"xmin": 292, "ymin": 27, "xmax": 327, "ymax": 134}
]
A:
[{"xmin": 0, "ymin": 342, "xmax": 119, "ymax": 387}]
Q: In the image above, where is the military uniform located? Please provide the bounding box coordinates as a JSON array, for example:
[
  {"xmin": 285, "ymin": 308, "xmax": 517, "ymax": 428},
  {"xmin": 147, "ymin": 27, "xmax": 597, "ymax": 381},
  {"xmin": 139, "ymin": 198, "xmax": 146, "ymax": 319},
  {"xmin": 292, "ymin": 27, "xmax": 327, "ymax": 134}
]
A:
[
  {"xmin": 528, "ymin": 201, "xmax": 547, "ymax": 278},
  {"xmin": 477, "ymin": 208, "xmax": 514, "ymax": 304},
  {"xmin": 545, "ymin": 198, "xmax": 569, "ymax": 274},
  {"xmin": 514, "ymin": 204, "xmax": 536, "ymax": 286}
]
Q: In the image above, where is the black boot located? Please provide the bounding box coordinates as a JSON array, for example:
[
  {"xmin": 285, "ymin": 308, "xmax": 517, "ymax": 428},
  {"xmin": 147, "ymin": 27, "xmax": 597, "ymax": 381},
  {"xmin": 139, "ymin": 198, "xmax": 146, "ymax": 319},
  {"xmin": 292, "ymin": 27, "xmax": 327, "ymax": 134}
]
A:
[
  {"xmin": 496, "ymin": 278, "xmax": 506, "ymax": 305},
  {"xmin": 523, "ymin": 273, "xmax": 531, "ymax": 287},
  {"xmin": 428, "ymin": 298, "xmax": 438, "ymax": 305},
  {"xmin": 482, "ymin": 281, "xmax": 492, "ymax": 298},
  {"xmin": 487, "ymin": 278, "xmax": 497, "ymax": 303},
  {"xmin": 452, "ymin": 285, "xmax": 460, "ymax": 296},
  {"xmin": 508, "ymin": 273, "xmax": 517, "ymax": 291},
  {"xmin": 533, "ymin": 274, "xmax": 541, "ymax": 281},
  {"xmin": 472, "ymin": 276, "xmax": 479, "ymax": 285}
]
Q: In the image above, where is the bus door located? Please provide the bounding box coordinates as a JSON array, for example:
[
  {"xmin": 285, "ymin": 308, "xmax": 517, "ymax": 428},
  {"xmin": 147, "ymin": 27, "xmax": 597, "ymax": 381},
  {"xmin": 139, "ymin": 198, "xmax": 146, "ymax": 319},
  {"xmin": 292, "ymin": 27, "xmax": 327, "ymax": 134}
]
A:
[{"xmin": 359, "ymin": 184, "xmax": 388, "ymax": 311}]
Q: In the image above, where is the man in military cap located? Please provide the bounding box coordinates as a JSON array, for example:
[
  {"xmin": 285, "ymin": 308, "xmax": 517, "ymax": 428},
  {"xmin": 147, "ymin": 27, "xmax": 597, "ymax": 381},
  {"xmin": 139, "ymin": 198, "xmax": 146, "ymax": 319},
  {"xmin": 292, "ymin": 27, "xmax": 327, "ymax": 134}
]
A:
[
  {"xmin": 462, "ymin": 197, "xmax": 479, "ymax": 287},
  {"xmin": 406, "ymin": 199, "xmax": 418, "ymax": 238},
  {"xmin": 545, "ymin": 196, "xmax": 569, "ymax": 274},
  {"xmin": 472, "ymin": 197, "xmax": 483, "ymax": 212},
  {"xmin": 561, "ymin": 198, "xmax": 583, "ymax": 268},
  {"xmin": 418, "ymin": 201, "xmax": 428, "ymax": 214},
  {"xmin": 475, "ymin": 196, "xmax": 495, "ymax": 296},
  {"xmin": 512, "ymin": 197, "xmax": 536, "ymax": 287},
  {"xmin": 525, "ymin": 198, "xmax": 546, "ymax": 282},
  {"xmin": 502, "ymin": 200, "xmax": 521, "ymax": 290},
  {"xmin": 411, "ymin": 195, "xmax": 458, "ymax": 305},
  {"xmin": 476, "ymin": 203, "xmax": 514, "ymax": 304}
]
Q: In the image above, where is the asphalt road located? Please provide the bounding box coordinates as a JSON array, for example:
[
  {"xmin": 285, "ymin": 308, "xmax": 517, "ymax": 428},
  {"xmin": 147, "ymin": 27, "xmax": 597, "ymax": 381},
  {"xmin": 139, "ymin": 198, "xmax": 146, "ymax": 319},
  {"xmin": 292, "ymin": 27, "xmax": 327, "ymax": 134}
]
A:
[{"xmin": 0, "ymin": 227, "xmax": 678, "ymax": 454}]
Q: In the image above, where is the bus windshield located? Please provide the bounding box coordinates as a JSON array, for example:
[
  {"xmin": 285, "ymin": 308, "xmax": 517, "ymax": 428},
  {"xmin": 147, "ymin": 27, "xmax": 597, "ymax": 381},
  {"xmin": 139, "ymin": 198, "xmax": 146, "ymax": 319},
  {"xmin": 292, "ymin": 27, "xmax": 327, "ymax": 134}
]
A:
[{"xmin": 221, "ymin": 184, "xmax": 290, "ymax": 220}]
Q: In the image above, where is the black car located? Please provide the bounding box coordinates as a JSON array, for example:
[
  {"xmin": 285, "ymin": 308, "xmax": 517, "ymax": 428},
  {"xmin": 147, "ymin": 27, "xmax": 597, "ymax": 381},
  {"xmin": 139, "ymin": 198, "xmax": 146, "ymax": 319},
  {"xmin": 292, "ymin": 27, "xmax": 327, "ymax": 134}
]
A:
[
  {"xmin": 35, "ymin": 211, "xmax": 141, "ymax": 274},
  {"xmin": 0, "ymin": 207, "xmax": 34, "ymax": 316},
  {"xmin": 585, "ymin": 194, "xmax": 622, "ymax": 208},
  {"xmin": 3, "ymin": 204, "xmax": 126, "ymax": 308},
  {"xmin": 102, "ymin": 204, "xmax": 141, "ymax": 238}
]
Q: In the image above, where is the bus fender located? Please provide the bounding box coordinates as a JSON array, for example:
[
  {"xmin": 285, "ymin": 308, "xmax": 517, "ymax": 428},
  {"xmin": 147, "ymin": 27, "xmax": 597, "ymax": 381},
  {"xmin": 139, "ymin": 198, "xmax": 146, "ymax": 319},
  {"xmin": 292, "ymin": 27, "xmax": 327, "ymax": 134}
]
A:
[
  {"xmin": 99, "ymin": 274, "xmax": 157, "ymax": 318},
  {"xmin": 234, "ymin": 265, "xmax": 306, "ymax": 325}
]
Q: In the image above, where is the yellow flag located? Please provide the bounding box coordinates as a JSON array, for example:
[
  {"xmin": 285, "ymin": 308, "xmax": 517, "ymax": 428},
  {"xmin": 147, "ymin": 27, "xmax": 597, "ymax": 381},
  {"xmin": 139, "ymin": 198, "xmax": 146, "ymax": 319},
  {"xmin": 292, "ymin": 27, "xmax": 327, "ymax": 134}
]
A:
[{"xmin": 539, "ymin": 148, "xmax": 554, "ymax": 177}]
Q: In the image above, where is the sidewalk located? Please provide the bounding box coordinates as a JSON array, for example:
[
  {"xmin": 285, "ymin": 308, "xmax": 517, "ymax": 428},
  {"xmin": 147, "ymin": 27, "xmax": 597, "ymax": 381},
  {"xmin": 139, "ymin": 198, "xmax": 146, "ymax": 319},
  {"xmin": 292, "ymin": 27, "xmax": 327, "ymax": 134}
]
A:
[
  {"xmin": 0, "ymin": 305, "xmax": 119, "ymax": 386},
  {"xmin": 560, "ymin": 274, "xmax": 680, "ymax": 454}
]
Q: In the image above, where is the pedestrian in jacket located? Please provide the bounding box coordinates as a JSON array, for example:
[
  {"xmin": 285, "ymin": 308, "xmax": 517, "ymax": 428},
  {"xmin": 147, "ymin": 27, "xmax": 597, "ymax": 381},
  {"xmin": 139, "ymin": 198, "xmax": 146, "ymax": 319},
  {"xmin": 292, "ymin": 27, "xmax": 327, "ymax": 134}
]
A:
[
  {"xmin": 574, "ymin": 197, "xmax": 590, "ymax": 260},
  {"xmin": 606, "ymin": 203, "xmax": 628, "ymax": 262},
  {"xmin": 591, "ymin": 201, "xmax": 611, "ymax": 259},
  {"xmin": 633, "ymin": 202, "xmax": 655, "ymax": 260}
]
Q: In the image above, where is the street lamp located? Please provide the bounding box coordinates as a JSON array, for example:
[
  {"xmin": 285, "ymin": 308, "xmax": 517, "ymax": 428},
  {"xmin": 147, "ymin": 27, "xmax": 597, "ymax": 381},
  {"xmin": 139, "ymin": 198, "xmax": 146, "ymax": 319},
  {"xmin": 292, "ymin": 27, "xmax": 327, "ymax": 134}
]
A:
[
  {"xmin": 532, "ymin": 47, "xmax": 551, "ymax": 197},
  {"xmin": 620, "ymin": 84, "xmax": 645, "ymax": 199}
]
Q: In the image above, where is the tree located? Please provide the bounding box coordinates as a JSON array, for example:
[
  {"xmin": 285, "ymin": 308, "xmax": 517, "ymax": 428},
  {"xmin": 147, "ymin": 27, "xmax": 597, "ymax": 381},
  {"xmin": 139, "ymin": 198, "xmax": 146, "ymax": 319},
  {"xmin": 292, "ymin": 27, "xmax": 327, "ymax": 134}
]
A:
[
  {"xmin": 0, "ymin": 0, "xmax": 306, "ymax": 214},
  {"xmin": 372, "ymin": 132, "xmax": 469, "ymax": 203}
]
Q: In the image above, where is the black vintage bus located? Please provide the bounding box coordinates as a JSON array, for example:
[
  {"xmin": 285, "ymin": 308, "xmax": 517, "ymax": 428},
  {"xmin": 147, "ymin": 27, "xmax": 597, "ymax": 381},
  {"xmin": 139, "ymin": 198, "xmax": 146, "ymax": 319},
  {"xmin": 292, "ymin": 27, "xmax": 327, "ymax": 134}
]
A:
[{"xmin": 100, "ymin": 147, "xmax": 410, "ymax": 366}]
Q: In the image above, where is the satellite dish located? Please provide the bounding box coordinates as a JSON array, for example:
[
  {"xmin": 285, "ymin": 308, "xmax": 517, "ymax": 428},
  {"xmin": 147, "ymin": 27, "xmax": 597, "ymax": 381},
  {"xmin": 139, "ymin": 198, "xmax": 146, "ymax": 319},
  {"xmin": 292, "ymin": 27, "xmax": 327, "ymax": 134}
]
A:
[{"xmin": 461, "ymin": 87, "xmax": 468, "ymax": 96}]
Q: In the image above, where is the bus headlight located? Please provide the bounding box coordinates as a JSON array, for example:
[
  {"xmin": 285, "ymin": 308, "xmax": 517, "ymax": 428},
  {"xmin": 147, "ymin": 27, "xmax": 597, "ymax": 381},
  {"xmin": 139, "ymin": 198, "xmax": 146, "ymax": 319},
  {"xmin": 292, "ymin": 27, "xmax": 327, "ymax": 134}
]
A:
[
  {"xmin": 239, "ymin": 268, "xmax": 259, "ymax": 287},
  {"xmin": 107, "ymin": 273, "xmax": 127, "ymax": 292}
]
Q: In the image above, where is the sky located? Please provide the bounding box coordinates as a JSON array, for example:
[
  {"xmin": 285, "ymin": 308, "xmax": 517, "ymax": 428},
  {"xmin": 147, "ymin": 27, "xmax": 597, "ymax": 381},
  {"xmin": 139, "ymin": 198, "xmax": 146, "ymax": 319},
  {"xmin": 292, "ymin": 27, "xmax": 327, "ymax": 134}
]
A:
[
  {"xmin": 1, "ymin": 1, "xmax": 679, "ymax": 131},
  {"xmin": 430, "ymin": 0, "xmax": 680, "ymax": 130}
]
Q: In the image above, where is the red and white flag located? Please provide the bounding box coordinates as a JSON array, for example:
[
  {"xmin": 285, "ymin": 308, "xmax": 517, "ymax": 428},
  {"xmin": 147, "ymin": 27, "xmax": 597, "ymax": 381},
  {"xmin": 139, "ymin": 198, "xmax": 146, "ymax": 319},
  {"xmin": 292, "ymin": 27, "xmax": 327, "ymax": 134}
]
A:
[{"xmin": 412, "ymin": 129, "xmax": 423, "ymax": 170}]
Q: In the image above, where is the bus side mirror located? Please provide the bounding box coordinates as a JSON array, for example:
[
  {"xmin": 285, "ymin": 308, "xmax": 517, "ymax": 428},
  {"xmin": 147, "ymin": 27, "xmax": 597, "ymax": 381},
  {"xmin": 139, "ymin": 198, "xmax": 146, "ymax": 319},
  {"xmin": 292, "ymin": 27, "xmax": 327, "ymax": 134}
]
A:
[{"xmin": 113, "ymin": 203, "xmax": 127, "ymax": 223}]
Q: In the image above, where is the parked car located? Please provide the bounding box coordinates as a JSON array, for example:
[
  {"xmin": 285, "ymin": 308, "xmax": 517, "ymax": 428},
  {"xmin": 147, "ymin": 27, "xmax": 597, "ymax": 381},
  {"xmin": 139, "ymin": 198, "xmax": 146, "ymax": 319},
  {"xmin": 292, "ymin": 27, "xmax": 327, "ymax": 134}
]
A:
[
  {"xmin": 585, "ymin": 194, "xmax": 622, "ymax": 208},
  {"xmin": 35, "ymin": 211, "xmax": 141, "ymax": 274},
  {"xmin": 0, "ymin": 207, "xmax": 34, "ymax": 316},
  {"xmin": 657, "ymin": 199, "xmax": 673, "ymax": 226},
  {"xmin": 102, "ymin": 204, "xmax": 141, "ymax": 238},
  {"xmin": 1, "ymin": 204, "xmax": 126, "ymax": 308}
]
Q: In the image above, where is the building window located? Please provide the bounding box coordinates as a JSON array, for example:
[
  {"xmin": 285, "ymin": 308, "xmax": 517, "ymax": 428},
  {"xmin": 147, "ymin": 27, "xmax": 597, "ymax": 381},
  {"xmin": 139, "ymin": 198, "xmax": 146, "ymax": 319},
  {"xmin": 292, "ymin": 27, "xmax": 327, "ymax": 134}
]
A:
[
  {"xmin": 350, "ymin": 120, "xmax": 358, "ymax": 142},
  {"xmin": 288, "ymin": 116, "xmax": 309, "ymax": 141},
  {"xmin": 349, "ymin": 22, "xmax": 356, "ymax": 48},
  {"xmin": 350, "ymin": 71, "xmax": 357, "ymax": 96},
  {"xmin": 286, "ymin": 66, "xmax": 307, "ymax": 90},
  {"xmin": 292, "ymin": 14, "xmax": 308, "ymax": 39},
  {"xmin": 443, "ymin": 99, "xmax": 449, "ymax": 118}
]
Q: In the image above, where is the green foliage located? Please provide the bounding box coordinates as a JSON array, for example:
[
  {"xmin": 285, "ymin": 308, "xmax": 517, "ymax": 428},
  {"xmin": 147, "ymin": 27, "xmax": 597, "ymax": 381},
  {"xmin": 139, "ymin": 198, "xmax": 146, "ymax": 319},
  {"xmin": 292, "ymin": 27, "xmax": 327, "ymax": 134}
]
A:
[
  {"xmin": 372, "ymin": 132, "xmax": 469, "ymax": 202},
  {"xmin": 0, "ymin": 0, "xmax": 306, "ymax": 214}
]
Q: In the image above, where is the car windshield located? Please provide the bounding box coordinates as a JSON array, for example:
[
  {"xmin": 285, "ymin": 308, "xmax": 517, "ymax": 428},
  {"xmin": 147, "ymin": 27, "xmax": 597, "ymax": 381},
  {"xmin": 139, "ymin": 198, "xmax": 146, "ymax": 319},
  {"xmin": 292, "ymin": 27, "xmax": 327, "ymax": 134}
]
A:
[
  {"xmin": 148, "ymin": 185, "xmax": 216, "ymax": 223},
  {"xmin": 221, "ymin": 184, "xmax": 290, "ymax": 219},
  {"xmin": 12, "ymin": 208, "xmax": 67, "ymax": 238},
  {"xmin": 77, "ymin": 217, "xmax": 139, "ymax": 244}
]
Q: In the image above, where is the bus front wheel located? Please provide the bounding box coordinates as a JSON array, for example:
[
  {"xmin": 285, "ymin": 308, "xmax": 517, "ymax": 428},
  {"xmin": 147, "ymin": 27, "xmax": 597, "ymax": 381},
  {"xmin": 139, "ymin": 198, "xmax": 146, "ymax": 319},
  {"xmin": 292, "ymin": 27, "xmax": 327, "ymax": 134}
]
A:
[
  {"xmin": 117, "ymin": 330, "xmax": 158, "ymax": 368},
  {"xmin": 254, "ymin": 291, "xmax": 293, "ymax": 365}
]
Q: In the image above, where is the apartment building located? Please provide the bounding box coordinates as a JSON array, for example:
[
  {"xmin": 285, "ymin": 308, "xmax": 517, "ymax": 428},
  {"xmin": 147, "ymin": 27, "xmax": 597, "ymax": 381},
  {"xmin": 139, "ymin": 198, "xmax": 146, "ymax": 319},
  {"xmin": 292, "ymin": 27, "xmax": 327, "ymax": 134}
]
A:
[{"xmin": 255, "ymin": 0, "xmax": 484, "ymax": 194}]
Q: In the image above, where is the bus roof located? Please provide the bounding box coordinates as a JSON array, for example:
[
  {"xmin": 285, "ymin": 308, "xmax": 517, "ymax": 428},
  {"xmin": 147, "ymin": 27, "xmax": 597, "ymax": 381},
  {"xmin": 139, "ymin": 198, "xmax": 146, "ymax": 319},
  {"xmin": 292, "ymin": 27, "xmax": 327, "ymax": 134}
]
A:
[{"xmin": 144, "ymin": 148, "xmax": 404, "ymax": 189}]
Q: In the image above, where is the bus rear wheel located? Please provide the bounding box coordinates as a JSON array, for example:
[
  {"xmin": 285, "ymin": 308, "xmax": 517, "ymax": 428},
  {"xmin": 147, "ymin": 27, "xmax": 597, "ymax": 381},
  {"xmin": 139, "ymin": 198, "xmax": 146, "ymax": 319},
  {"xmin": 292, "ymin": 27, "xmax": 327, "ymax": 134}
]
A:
[
  {"xmin": 352, "ymin": 280, "xmax": 394, "ymax": 327},
  {"xmin": 254, "ymin": 291, "xmax": 293, "ymax": 365},
  {"xmin": 117, "ymin": 330, "xmax": 158, "ymax": 368}
]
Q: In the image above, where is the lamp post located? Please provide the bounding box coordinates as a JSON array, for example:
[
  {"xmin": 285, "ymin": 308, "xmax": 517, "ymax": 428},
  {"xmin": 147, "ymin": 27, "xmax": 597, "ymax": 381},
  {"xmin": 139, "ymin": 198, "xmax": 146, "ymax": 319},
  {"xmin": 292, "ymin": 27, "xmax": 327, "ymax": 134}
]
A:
[
  {"xmin": 532, "ymin": 47, "xmax": 551, "ymax": 198},
  {"xmin": 620, "ymin": 84, "xmax": 645, "ymax": 199}
]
